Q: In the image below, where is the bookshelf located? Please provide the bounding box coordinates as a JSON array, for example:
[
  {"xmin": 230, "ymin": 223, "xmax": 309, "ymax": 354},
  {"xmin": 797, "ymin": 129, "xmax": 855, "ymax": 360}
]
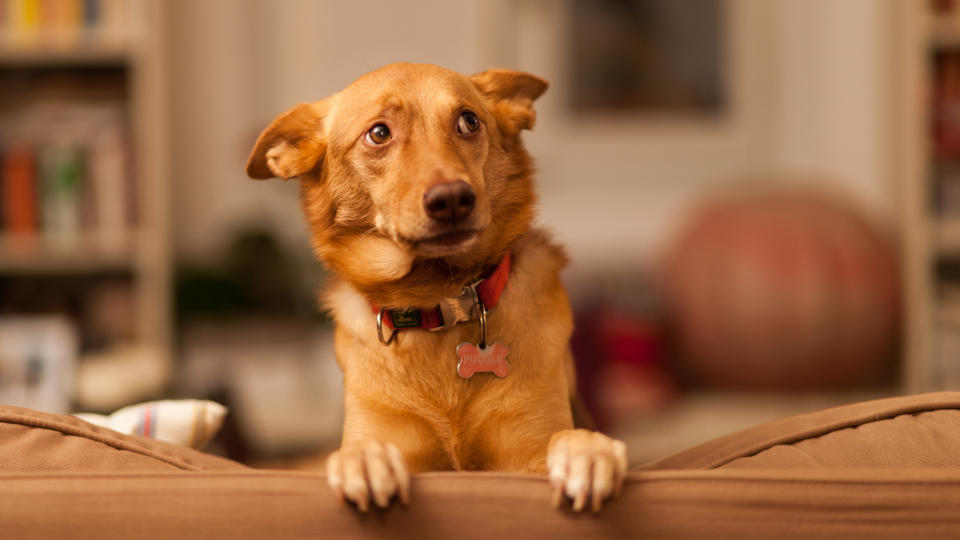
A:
[
  {"xmin": 0, "ymin": 0, "xmax": 170, "ymax": 410},
  {"xmin": 0, "ymin": 46, "xmax": 129, "ymax": 66},
  {"xmin": 897, "ymin": 0, "xmax": 960, "ymax": 393}
]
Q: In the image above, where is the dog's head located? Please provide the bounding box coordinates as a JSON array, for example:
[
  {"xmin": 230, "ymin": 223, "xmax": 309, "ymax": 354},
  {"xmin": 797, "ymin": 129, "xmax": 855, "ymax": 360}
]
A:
[{"xmin": 246, "ymin": 63, "xmax": 547, "ymax": 305}]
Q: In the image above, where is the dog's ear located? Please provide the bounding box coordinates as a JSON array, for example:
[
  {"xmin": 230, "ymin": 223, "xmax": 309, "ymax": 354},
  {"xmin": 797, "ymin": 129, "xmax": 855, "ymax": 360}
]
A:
[
  {"xmin": 471, "ymin": 69, "xmax": 548, "ymax": 133},
  {"xmin": 246, "ymin": 101, "xmax": 328, "ymax": 180}
]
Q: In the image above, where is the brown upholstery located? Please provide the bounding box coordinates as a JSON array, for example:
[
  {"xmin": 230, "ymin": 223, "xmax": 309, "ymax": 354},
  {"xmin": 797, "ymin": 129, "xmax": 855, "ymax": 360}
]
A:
[
  {"xmin": 0, "ymin": 405, "xmax": 242, "ymax": 472},
  {"xmin": 2, "ymin": 469, "xmax": 960, "ymax": 539},
  {"xmin": 2, "ymin": 394, "xmax": 960, "ymax": 538},
  {"xmin": 644, "ymin": 391, "xmax": 960, "ymax": 470}
]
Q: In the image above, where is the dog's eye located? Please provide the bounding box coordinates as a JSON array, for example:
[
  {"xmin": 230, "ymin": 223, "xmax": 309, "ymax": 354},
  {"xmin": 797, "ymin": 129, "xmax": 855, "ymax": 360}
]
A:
[
  {"xmin": 366, "ymin": 124, "xmax": 392, "ymax": 145},
  {"xmin": 457, "ymin": 111, "xmax": 480, "ymax": 134}
]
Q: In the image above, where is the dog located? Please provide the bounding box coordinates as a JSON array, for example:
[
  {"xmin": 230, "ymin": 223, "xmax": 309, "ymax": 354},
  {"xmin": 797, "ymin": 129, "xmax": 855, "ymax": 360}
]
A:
[{"xmin": 246, "ymin": 63, "xmax": 628, "ymax": 513}]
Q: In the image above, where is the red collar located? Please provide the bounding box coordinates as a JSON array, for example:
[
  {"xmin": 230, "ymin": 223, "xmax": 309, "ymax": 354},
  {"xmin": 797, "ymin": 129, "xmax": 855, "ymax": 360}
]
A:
[{"xmin": 372, "ymin": 252, "xmax": 511, "ymax": 333}]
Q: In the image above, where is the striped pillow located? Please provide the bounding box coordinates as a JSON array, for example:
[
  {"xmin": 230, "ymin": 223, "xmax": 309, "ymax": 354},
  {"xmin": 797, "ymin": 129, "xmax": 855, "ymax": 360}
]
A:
[{"xmin": 74, "ymin": 400, "xmax": 226, "ymax": 450}]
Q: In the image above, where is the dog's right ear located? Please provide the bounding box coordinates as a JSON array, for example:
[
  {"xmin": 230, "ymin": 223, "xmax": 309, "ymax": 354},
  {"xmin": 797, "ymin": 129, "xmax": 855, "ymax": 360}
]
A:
[{"xmin": 246, "ymin": 101, "xmax": 328, "ymax": 180}]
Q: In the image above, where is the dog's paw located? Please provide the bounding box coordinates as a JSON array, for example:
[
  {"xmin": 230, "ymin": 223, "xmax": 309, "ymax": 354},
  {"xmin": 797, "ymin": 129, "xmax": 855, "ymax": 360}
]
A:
[
  {"xmin": 547, "ymin": 429, "xmax": 628, "ymax": 513},
  {"xmin": 326, "ymin": 440, "xmax": 410, "ymax": 512}
]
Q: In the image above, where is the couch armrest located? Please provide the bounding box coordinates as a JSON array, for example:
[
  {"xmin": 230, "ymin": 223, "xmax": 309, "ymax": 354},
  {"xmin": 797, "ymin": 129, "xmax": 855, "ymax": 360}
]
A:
[{"xmin": 2, "ymin": 469, "xmax": 960, "ymax": 539}]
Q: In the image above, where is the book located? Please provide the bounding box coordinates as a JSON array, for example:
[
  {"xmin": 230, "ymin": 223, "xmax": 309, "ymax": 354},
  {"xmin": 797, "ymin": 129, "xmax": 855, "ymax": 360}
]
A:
[
  {"xmin": 0, "ymin": 316, "xmax": 76, "ymax": 414},
  {"xmin": 0, "ymin": 145, "xmax": 4, "ymax": 229},
  {"xmin": 38, "ymin": 142, "xmax": 83, "ymax": 243},
  {"xmin": 0, "ymin": 0, "xmax": 143, "ymax": 48},
  {"xmin": 6, "ymin": 0, "xmax": 42, "ymax": 45},
  {"xmin": 1, "ymin": 145, "xmax": 38, "ymax": 235},
  {"xmin": 89, "ymin": 123, "xmax": 128, "ymax": 249}
]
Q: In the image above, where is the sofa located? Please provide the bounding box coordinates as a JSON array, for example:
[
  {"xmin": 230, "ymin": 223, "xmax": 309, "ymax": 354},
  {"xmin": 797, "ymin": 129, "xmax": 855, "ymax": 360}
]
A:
[{"xmin": 2, "ymin": 392, "xmax": 960, "ymax": 538}]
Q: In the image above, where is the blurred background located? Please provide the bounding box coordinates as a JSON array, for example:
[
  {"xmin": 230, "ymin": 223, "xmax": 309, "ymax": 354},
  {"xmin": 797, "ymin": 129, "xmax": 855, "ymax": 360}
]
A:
[{"xmin": 0, "ymin": 0, "xmax": 947, "ymax": 465}]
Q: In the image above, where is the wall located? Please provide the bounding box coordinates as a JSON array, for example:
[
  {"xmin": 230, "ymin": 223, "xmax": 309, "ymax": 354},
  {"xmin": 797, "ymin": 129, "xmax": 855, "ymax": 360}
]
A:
[
  {"xmin": 166, "ymin": 0, "xmax": 898, "ymax": 279},
  {"xmin": 770, "ymin": 0, "xmax": 896, "ymax": 219}
]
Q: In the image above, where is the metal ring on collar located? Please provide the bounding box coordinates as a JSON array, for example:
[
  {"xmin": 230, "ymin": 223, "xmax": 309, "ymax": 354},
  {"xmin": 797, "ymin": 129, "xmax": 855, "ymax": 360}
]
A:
[
  {"xmin": 467, "ymin": 285, "xmax": 487, "ymax": 349},
  {"xmin": 377, "ymin": 309, "xmax": 398, "ymax": 346},
  {"xmin": 477, "ymin": 299, "xmax": 487, "ymax": 349}
]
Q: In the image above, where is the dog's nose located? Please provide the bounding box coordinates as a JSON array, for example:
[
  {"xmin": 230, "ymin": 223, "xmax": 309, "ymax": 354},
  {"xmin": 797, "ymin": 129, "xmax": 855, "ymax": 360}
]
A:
[{"xmin": 423, "ymin": 180, "xmax": 475, "ymax": 223}]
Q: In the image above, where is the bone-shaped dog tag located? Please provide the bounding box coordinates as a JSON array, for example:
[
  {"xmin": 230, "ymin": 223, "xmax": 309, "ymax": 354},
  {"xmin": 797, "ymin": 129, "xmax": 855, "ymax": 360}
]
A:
[{"xmin": 456, "ymin": 342, "xmax": 510, "ymax": 378}]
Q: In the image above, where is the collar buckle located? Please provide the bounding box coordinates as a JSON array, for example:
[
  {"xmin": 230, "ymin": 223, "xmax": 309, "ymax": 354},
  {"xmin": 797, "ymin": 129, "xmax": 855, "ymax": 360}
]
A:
[{"xmin": 431, "ymin": 281, "xmax": 482, "ymax": 332}]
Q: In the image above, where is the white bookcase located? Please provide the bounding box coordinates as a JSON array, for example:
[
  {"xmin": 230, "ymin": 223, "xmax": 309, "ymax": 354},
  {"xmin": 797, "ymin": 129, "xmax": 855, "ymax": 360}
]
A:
[
  {"xmin": 0, "ymin": 1, "xmax": 171, "ymax": 406},
  {"xmin": 896, "ymin": 0, "xmax": 960, "ymax": 394}
]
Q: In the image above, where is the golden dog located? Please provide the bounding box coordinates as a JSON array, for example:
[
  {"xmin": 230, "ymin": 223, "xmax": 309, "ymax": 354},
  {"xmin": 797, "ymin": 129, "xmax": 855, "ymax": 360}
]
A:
[{"xmin": 246, "ymin": 63, "xmax": 627, "ymax": 513}]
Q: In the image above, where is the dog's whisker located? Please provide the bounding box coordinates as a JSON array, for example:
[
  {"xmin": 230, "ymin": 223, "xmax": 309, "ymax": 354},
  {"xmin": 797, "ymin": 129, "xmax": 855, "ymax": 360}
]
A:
[{"xmin": 441, "ymin": 258, "xmax": 456, "ymax": 282}]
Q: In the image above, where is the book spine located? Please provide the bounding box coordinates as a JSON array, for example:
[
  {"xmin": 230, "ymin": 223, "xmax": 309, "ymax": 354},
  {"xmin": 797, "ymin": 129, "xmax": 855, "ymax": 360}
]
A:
[
  {"xmin": 99, "ymin": 0, "xmax": 124, "ymax": 45},
  {"xmin": 6, "ymin": 0, "xmax": 24, "ymax": 45},
  {"xmin": 0, "ymin": 144, "xmax": 5, "ymax": 231},
  {"xmin": 82, "ymin": 0, "xmax": 100, "ymax": 43},
  {"xmin": 2, "ymin": 145, "xmax": 38, "ymax": 235},
  {"xmin": 45, "ymin": 143, "xmax": 84, "ymax": 243},
  {"xmin": 37, "ymin": 144, "xmax": 57, "ymax": 235},
  {"xmin": 934, "ymin": 52, "xmax": 960, "ymax": 160},
  {"xmin": 38, "ymin": 0, "xmax": 54, "ymax": 43},
  {"xmin": 20, "ymin": 0, "xmax": 40, "ymax": 43},
  {"xmin": 90, "ymin": 126, "xmax": 127, "ymax": 249},
  {"xmin": 83, "ymin": 0, "xmax": 97, "ymax": 30}
]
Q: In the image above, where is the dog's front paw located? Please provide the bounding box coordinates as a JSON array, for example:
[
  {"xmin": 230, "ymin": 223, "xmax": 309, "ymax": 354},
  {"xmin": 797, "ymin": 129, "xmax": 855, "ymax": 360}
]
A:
[
  {"xmin": 547, "ymin": 429, "xmax": 627, "ymax": 513},
  {"xmin": 326, "ymin": 440, "xmax": 410, "ymax": 512}
]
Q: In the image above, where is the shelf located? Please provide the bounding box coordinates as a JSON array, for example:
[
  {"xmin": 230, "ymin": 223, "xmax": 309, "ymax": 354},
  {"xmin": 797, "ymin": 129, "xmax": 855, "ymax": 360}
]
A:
[
  {"xmin": 0, "ymin": 42, "xmax": 134, "ymax": 68},
  {"xmin": 935, "ymin": 217, "xmax": 960, "ymax": 257},
  {"xmin": 0, "ymin": 233, "xmax": 136, "ymax": 274},
  {"xmin": 929, "ymin": 19, "xmax": 960, "ymax": 49},
  {"xmin": 915, "ymin": 17, "xmax": 960, "ymax": 51}
]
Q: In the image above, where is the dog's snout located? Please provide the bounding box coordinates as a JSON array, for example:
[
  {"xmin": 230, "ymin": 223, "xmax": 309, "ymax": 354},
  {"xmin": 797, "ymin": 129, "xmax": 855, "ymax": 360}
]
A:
[{"xmin": 423, "ymin": 180, "xmax": 475, "ymax": 223}]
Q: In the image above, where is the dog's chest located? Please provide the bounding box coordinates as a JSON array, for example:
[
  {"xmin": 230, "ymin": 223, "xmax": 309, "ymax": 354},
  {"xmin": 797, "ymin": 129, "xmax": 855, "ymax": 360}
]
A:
[
  {"xmin": 392, "ymin": 327, "xmax": 510, "ymax": 406},
  {"xmin": 388, "ymin": 324, "xmax": 566, "ymax": 463}
]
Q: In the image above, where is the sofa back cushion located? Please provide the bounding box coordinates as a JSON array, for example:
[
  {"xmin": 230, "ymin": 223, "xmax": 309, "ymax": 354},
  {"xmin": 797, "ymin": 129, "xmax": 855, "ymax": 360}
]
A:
[
  {"xmin": 644, "ymin": 392, "xmax": 960, "ymax": 470},
  {"xmin": 0, "ymin": 406, "xmax": 243, "ymax": 472}
]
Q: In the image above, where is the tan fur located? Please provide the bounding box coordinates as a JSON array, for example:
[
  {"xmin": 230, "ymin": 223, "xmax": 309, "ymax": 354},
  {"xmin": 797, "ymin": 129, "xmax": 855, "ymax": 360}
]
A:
[
  {"xmin": 327, "ymin": 230, "xmax": 573, "ymax": 472},
  {"xmin": 247, "ymin": 63, "xmax": 626, "ymax": 512}
]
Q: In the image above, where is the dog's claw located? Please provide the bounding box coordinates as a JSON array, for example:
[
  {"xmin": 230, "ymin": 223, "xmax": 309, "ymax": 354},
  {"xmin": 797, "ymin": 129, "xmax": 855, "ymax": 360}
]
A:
[
  {"xmin": 547, "ymin": 429, "xmax": 628, "ymax": 513},
  {"xmin": 326, "ymin": 440, "xmax": 409, "ymax": 512},
  {"xmin": 590, "ymin": 453, "xmax": 614, "ymax": 513},
  {"xmin": 386, "ymin": 442, "xmax": 410, "ymax": 505},
  {"xmin": 326, "ymin": 451, "xmax": 345, "ymax": 502},
  {"xmin": 572, "ymin": 489, "xmax": 587, "ymax": 512}
]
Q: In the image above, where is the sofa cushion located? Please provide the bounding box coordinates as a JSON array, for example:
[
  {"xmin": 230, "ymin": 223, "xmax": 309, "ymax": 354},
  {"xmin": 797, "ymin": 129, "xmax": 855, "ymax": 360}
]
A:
[
  {"xmin": 0, "ymin": 405, "xmax": 243, "ymax": 472},
  {"xmin": 644, "ymin": 391, "xmax": 960, "ymax": 470}
]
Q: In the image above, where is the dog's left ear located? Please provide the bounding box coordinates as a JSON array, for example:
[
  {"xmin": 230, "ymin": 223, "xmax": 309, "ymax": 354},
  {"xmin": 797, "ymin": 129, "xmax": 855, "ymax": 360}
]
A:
[
  {"xmin": 246, "ymin": 100, "xmax": 329, "ymax": 180},
  {"xmin": 471, "ymin": 69, "xmax": 548, "ymax": 133}
]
